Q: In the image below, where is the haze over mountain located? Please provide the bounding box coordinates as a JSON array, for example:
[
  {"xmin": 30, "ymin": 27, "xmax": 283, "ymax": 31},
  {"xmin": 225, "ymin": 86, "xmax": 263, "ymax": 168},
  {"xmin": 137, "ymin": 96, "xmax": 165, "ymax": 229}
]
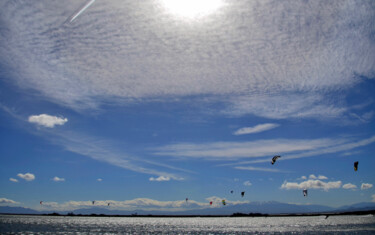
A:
[{"xmin": 2, "ymin": 202, "xmax": 375, "ymax": 216}]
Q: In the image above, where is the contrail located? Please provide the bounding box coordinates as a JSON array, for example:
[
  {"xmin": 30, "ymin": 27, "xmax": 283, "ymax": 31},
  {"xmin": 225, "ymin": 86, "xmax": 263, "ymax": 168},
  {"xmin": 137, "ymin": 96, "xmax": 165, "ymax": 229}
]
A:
[{"xmin": 68, "ymin": 0, "xmax": 96, "ymax": 23}]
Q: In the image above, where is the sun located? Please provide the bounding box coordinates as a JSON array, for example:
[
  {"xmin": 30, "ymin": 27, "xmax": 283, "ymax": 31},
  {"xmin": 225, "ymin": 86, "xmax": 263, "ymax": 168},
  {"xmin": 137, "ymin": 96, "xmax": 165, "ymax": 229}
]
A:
[{"xmin": 160, "ymin": 0, "xmax": 223, "ymax": 20}]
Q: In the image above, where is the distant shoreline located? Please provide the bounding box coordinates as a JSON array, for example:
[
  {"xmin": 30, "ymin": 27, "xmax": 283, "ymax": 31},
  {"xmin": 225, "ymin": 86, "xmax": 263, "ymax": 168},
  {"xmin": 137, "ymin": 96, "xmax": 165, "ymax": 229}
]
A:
[{"xmin": 1, "ymin": 209, "xmax": 374, "ymax": 218}]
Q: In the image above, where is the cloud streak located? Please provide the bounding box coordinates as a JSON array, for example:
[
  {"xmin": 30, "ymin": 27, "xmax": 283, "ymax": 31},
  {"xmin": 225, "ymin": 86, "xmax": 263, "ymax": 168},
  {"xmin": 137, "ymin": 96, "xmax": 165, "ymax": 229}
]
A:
[
  {"xmin": 221, "ymin": 135, "xmax": 375, "ymax": 166},
  {"xmin": 68, "ymin": 0, "xmax": 96, "ymax": 23},
  {"xmin": 155, "ymin": 138, "xmax": 341, "ymax": 160},
  {"xmin": 0, "ymin": 198, "xmax": 18, "ymax": 204},
  {"xmin": 235, "ymin": 166, "xmax": 286, "ymax": 173},
  {"xmin": 233, "ymin": 123, "xmax": 279, "ymax": 135},
  {"xmin": 47, "ymin": 130, "xmax": 188, "ymax": 180},
  {"xmin": 149, "ymin": 176, "xmax": 170, "ymax": 182}
]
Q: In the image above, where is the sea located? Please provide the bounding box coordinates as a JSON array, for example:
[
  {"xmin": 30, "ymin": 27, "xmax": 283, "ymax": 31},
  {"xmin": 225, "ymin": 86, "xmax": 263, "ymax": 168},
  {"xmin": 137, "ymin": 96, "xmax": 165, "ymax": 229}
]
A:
[{"xmin": 1, "ymin": 214, "xmax": 375, "ymax": 234}]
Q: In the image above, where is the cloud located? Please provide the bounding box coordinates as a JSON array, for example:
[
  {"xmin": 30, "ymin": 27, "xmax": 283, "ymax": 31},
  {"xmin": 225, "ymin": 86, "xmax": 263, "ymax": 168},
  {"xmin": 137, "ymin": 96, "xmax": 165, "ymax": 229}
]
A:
[
  {"xmin": 0, "ymin": 198, "xmax": 17, "ymax": 204},
  {"xmin": 17, "ymin": 173, "xmax": 35, "ymax": 181},
  {"xmin": 361, "ymin": 183, "xmax": 373, "ymax": 190},
  {"xmin": 1, "ymin": 0, "xmax": 373, "ymax": 122},
  {"xmin": 97, "ymin": 178, "xmax": 103, "ymax": 182},
  {"xmin": 235, "ymin": 166, "xmax": 286, "ymax": 173},
  {"xmin": 9, "ymin": 178, "xmax": 18, "ymax": 182},
  {"xmin": 149, "ymin": 176, "xmax": 170, "ymax": 182},
  {"xmin": 224, "ymin": 135, "xmax": 375, "ymax": 165},
  {"xmin": 342, "ymin": 183, "xmax": 357, "ymax": 190},
  {"xmin": 53, "ymin": 176, "xmax": 65, "ymax": 182},
  {"xmin": 318, "ymin": 175, "xmax": 328, "ymax": 180},
  {"xmin": 309, "ymin": 174, "xmax": 317, "ymax": 179},
  {"xmin": 38, "ymin": 197, "xmax": 250, "ymax": 211},
  {"xmin": 243, "ymin": 181, "xmax": 252, "ymax": 186},
  {"xmin": 309, "ymin": 174, "xmax": 328, "ymax": 180},
  {"xmin": 48, "ymin": 130, "xmax": 187, "ymax": 180},
  {"xmin": 155, "ymin": 138, "xmax": 341, "ymax": 160},
  {"xmin": 281, "ymin": 179, "xmax": 342, "ymax": 191},
  {"xmin": 28, "ymin": 114, "xmax": 68, "ymax": 128},
  {"xmin": 233, "ymin": 123, "xmax": 279, "ymax": 135}
]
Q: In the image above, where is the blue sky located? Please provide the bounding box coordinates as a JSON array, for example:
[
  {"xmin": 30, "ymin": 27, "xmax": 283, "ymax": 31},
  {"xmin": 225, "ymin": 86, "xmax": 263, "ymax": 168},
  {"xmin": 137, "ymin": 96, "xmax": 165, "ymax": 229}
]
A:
[{"xmin": 0, "ymin": 0, "xmax": 374, "ymax": 211}]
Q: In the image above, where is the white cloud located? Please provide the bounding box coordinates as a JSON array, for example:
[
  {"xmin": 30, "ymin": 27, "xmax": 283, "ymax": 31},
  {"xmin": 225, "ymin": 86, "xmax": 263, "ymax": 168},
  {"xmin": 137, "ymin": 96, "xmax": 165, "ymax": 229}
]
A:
[
  {"xmin": 53, "ymin": 176, "xmax": 65, "ymax": 182},
  {"xmin": 226, "ymin": 135, "xmax": 375, "ymax": 165},
  {"xmin": 235, "ymin": 166, "xmax": 286, "ymax": 173},
  {"xmin": 49, "ymin": 131, "xmax": 187, "ymax": 180},
  {"xmin": 9, "ymin": 178, "xmax": 18, "ymax": 182},
  {"xmin": 0, "ymin": 198, "xmax": 17, "ymax": 204},
  {"xmin": 37, "ymin": 197, "xmax": 249, "ymax": 211},
  {"xmin": 300, "ymin": 176, "xmax": 307, "ymax": 180},
  {"xmin": 97, "ymin": 178, "xmax": 103, "ymax": 182},
  {"xmin": 318, "ymin": 175, "xmax": 328, "ymax": 180},
  {"xmin": 243, "ymin": 181, "xmax": 252, "ymax": 186},
  {"xmin": 233, "ymin": 123, "xmax": 279, "ymax": 135},
  {"xmin": 308, "ymin": 175, "xmax": 327, "ymax": 180},
  {"xmin": 155, "ymin": 138, "xmax": 341, "ymax": 159},
  {"xmin": 1, "ymin": 0, "xmax": 373, "ymax": 122},
  {"xmin": 361, "ymin": 183, "xmax": 373, "ymax": 190},
  {"xmin": 342, "ymin": 183, "xmax": 357, "ymax": 190},
  {"xmin": 281, "ymin": 179, "xmax": 342, "ymax": 191},
  {"xmin": 17, "ymin": 173, "xmax": 35, "ymax": 181},
  {"xmin": 309, "ymin": 174, "xmax": 317, "ymax": 179},
  {"xmin": 28, "ymin": 114, "xmax": 68, "ymax": 128},
  {"xmin": 149, "ymin": 176, "xmax": 170, "ymax": 182}
]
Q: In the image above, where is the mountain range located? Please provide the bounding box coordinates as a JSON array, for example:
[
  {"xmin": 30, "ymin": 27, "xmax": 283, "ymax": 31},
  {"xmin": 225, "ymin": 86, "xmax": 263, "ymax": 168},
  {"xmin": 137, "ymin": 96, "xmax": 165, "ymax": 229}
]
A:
[{"xmin": 1, "ymin": 201, "xmax": 375, "ymax": 216}]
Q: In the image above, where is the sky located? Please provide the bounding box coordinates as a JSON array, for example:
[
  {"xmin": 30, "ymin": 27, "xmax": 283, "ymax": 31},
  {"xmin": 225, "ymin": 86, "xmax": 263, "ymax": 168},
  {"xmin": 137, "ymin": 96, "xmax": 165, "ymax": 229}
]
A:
[{"xmin": 0, "ymin": 0, "xmax": 374, "ymax": 212}]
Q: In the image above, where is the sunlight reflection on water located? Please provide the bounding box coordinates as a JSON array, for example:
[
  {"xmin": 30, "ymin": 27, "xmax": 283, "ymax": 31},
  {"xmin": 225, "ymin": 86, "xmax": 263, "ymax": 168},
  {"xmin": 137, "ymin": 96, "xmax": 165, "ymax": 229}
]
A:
[{"xmin": 1, "ymin": 214, "xmax": 375, "ymax": 234}]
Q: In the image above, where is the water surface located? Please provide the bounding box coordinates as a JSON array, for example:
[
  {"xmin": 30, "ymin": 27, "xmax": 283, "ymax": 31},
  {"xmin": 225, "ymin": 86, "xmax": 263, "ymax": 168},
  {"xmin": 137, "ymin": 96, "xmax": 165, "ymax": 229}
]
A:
[{"xmin": 1, "ymin": 214, "xmax": 375, "ymax": 234}]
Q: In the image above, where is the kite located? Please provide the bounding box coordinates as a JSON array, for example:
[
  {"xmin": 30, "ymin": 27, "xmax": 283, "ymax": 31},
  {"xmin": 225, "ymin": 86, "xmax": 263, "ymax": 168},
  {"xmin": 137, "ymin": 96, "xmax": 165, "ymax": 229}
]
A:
[
  {"xmin": 354, "ymin": 161, "xmax": 358, "ymax": 171},
  {"xmin": 303, "ymin": 189, "xmax": 308, "ymax": 197},
  {"xmin": 271, "ymin": 155, "xmax": 281, "ymax": 165}
]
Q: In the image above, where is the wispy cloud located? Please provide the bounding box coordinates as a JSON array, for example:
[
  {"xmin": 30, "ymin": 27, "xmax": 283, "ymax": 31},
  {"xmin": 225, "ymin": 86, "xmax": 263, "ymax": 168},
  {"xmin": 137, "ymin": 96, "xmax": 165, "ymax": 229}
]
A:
[
  {"xmin": 28, "ymin": 114, "xmax": 68, "ymax": 128},
  {"xmin": 17, "ymin": 173, "xmax": 35, "ymax": 181},
  {"xmin": 243, "ymin": 181, "xmax": 252, "ymax": 186},
  {"xmin": 68, "ymin": 0, "xmax": 96, "ymax": 23},
  {"xmin": 342, "ymin": 183, "xmax": 357, "ymax": 190},
  {"xmin": 0, "ymin": 198, "xmax": 18, "ymax": 204},
  {"xmin": 9, "ymin": 178, "xmax": 18, "ymax": 183},
  {"xmin": 1, "ymin": 0, "xmax": 373, "ymax": 121},
  {"xmin": 361, "ymin": 183, "xmax": 373, "ymax": 190},
  {"xmin": 233, "ymin": 123, "xmax": 279, "ymax": 135},
  {"xmin": 48, "ymin": 130, "xmax": 187, "ymax": 180},
  {"xmin": 149, "ymin": 176, "xmax": 170, "ymax": 182},
  {"xmin": 235, "ymin": 166, "xmax": 286, "ymax": 173},
  {"xmin": 52, "ymin": 176, "xmax": 65, "ymax": 182},
  {"xmin": 281, "ymin": 179, "xmax": 342, "ymax": 191},
  {"xmin": 222, "ymin": 135, "xmax": 375, "ymax": 166},
  {"xmin": 155, "ymin": 138, "xmax": 340, "ymax": 160}
]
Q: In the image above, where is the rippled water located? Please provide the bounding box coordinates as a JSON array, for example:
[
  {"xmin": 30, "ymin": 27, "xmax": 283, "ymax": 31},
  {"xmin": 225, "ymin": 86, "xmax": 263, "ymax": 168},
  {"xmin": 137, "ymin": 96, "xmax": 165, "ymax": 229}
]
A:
[{"xmin": 1, "ymin": 214, "xmax": 375, "ymax": 234}]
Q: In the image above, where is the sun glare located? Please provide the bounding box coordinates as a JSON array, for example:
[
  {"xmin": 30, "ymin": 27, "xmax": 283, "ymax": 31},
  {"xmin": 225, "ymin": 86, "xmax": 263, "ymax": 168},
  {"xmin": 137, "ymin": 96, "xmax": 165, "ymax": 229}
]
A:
[{"xmin": 160, "ymin": 0, "xmax": 223, "ymax": 19}]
